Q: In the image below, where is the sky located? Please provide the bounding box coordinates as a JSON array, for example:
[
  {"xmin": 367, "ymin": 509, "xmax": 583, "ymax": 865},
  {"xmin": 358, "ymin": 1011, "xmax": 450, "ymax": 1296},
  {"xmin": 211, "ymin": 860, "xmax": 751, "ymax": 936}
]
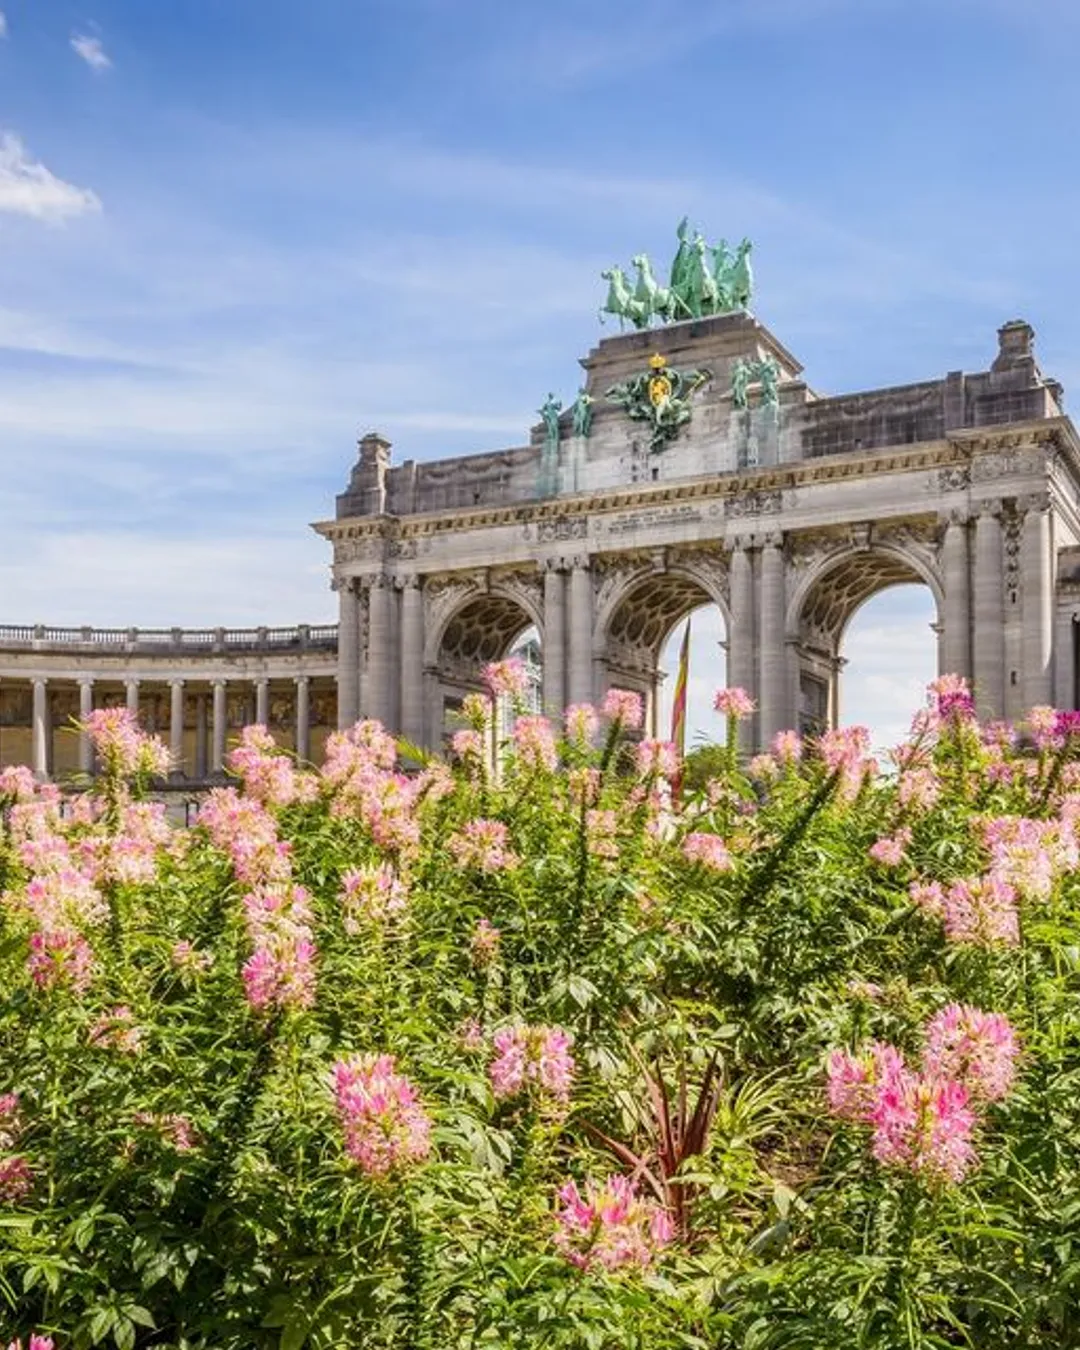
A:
[{"xmin": 1, "ymin": 0, "xmax": 1077, "ymax": 747}]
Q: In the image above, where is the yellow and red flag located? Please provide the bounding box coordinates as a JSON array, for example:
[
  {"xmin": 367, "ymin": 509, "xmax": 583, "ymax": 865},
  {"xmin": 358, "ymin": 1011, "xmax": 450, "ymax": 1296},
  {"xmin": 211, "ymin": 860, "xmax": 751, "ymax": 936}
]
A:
[{"xmin": 670, "ymin": 618, "xmax": 691, "ymax": 758}]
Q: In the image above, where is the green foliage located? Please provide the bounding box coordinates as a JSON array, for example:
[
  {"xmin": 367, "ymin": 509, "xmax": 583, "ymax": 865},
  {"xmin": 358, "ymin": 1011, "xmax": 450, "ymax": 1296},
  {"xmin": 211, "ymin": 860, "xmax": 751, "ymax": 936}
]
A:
[{"xmin": 0, "ymin": 696, "xmax": 1079, "ymax": 1347}]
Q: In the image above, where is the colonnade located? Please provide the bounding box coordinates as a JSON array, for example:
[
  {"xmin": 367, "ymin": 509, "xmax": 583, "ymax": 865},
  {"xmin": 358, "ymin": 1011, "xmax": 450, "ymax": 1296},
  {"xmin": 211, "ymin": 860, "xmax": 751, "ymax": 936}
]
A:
[{"xmin": 2, "ymin": 674, "xmax": 321, "ymax": 780}]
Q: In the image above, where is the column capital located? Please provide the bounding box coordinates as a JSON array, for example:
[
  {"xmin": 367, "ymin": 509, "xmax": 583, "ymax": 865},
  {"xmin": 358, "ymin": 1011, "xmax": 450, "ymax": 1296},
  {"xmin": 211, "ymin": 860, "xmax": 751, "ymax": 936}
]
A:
[
  {"xmin": 976, "ymin": 496, "xmax": 1004, "ymax": 519},
  {"xmin": 542, "ymin": 558, "xmax": 568, "ymax": 575},
  {"xmin": 31, "ymin": 675, "xmax": 48, "ymax": 689},
  {"xmin": 253, "ymin": 675, "xmax": 269, "ymax": 687},
  {"xmin": 294, "ymin": 674, "xmax": 311, "ymax": 687},
  {"xmin": 569, "ymin": 553, "xmax": 591, "ymax": 572},
  {"xmin": 396, "ymin": 574, "xmax": 421, "ymax": 592},
  {"xmin": 726, "ymin": 534, "xmax": 753, "ymax": 554},
  {"xmin": 169, "ymin": 677, "xmax": 185, "ymax": 690},
  {"xmin": 1018, "ymin": 491, "xmax": 1051, "ymax": 515},
  {"xmin": 211, "ymin": 677, "xmax": 227, "ymax": 690},
  {"xmin": 76, "ymin": 675, "xmax": 94, "ymax": 690},
  {"xmin": 757, "ymin": 530, "xmax": 784, "ymax": 551},
  {"xmin": 939, "ymin": 508, "xmax": 970, "ymax": 528}
]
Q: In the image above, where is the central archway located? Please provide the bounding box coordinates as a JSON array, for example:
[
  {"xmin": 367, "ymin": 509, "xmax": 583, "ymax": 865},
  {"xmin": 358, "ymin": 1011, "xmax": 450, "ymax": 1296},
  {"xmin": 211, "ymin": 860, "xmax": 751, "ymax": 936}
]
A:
[
  {"xmin": 790, "ymin": 545, "xmax": 942, "ymax": 739},
  {"xmin": 599, "ymin": 564, "xmax": 729, "ymax": 741}
]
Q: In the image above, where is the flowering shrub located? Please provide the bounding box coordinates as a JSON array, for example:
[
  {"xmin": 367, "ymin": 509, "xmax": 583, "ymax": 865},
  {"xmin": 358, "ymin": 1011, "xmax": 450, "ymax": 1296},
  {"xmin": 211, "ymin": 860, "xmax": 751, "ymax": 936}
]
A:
[{"xmin": 1, "ymin": 680, "xmax": 1080, "ymax": 1345}]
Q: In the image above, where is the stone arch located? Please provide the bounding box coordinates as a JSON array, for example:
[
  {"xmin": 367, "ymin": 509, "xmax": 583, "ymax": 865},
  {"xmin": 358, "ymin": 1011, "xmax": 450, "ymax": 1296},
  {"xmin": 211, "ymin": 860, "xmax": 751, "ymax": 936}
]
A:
[
  {"xmin": 425, "ymin": 581, "xmax": 542, "ymax": 748},
  {"xmin": 598, "ymin": 560, "xmax": 730, "ymax": 733},
  {"xmin": 788, "ymin": 543, "xmax": 943, "ymax": 735}
]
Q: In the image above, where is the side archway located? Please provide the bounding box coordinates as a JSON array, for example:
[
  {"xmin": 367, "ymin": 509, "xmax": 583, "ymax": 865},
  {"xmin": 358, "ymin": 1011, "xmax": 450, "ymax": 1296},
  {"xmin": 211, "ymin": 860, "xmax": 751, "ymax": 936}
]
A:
[{"xmin": 426, "ymin": 582, "xmax": 542, "ymax": 748}]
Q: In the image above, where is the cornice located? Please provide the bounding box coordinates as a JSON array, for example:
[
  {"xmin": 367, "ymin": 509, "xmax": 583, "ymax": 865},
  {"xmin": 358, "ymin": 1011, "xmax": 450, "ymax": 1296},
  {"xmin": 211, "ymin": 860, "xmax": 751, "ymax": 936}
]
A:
[{"xmin": 312, "ymin": 421, "xmax": 1069, "ymax": 545}]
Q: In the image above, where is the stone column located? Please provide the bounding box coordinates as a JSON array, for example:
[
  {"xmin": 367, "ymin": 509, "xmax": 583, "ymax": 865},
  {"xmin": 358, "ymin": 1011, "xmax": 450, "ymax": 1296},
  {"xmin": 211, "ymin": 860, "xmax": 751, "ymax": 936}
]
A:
[
  {"xmin": 542, "ymin": 562, "xmax": 567, "ymax": 714},
  {"xmin": 399, "ymin": 578, "xmax": 425, "ymax": 745},
  {"xmin": 1020, "ymin": 495, "xmax": 1054, "ymax": 711},
  {"xmin": 31, "ymin": 678, "xmax": 48, "ymax": 780},
  {"xmin": 568, "ymin": 558, "xmax": 593, "ymax": 707},
  {"xmin": 940, "ymin": 513, "xmax": 971, "ymax": 680},
  {"xmin": 211, "ymin": 679, "xmax": 227, "ymax": 773},
  {"xmin": 194, "ymin": 692, "xmax": 208, "ymax": 778},
  {"xmin": 727, "ymin": 540, "xmax": 755, "ymax": 751},
  {"xmin": 77, "ymin": 678, "xmax": 94, "ymax": 773},
  {"xmin": 336, "ymin": 578, "xmax": 360, "ymax": 729},
  {"xmin": 295, "ymin": 676, "xmax": 311, "ymax": 761},
  {"xmin": 366, "ymin": 576, "xmax": 393, "ymax": 728},
  {"xmin": 1055, "ymin": 610, "xmax": 1077, "ymax": 711},
  {"xmin": 972, "ymin": 501, "xmax": 1005, "ymax": 719},
  {"xmin": 759, "ymin": 533, "xmax": 787, "ymax": 744},
  {"xmin": 125, "ymin": 678, "xmax": 140, "ymax": 719},
  {"xmin": 255, "ymin": 677, "xmax": 270, "ymax": 727},
  {"xmin": 169, "ymin": 679, "xmax": 185, "ymax": 776}
]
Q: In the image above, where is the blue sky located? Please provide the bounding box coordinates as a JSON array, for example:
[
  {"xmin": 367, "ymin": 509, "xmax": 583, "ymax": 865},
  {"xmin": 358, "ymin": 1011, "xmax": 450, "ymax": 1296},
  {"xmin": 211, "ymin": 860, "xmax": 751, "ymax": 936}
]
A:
[{"xmin": 1, "ymin": 0, "xmax": 1077, "ymax": 745}]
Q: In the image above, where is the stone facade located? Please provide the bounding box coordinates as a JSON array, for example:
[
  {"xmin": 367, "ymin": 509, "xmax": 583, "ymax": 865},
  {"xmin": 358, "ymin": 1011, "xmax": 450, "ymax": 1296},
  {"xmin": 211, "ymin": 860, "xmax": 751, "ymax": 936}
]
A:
[
  {"xmin": 319, "ymin": 313, "xmax": 1080, "ymax": 752},
  {"xmin": 3, "ymin": 310, "xmax": 1080, "ymax": 779}
]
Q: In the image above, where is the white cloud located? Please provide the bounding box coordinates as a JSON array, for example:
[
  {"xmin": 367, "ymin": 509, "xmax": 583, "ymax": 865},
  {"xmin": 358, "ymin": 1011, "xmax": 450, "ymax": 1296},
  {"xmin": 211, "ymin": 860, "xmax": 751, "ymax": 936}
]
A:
[
  {"xmin": 0, "ymin": 134, "xmax": 102, "ymax": 222},
  {"xmin": 0, "ymin": 13, "xmax": 8, "ymax": 39},
  {"xmin": 71, "ymin": 32, "xmax": 111, "ymax": 72}
]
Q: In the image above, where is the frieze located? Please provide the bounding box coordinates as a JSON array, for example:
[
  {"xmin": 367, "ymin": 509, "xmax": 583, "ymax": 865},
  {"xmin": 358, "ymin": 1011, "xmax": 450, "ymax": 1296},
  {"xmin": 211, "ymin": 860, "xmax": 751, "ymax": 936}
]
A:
[
  {"xmin": 523, "ymin": 516, "xmax": 588, "ymax": 543},
  {"xmin": 935, "ymin": 465, "xmax": 970, "ymax": 492},
  {"xmin": 725, "ymin": 489, "xmax": 782, "ymax": 518},
  {"xmin": 970, "ymin": 447, "xmax": 1048, "ymax": 482}
]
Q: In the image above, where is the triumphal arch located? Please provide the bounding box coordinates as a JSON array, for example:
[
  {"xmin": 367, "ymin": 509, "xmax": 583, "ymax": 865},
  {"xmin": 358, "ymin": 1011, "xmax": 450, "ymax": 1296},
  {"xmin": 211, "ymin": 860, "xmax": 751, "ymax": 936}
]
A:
[{"xmin": 318, "ymin": 226, "xmax": 1080, "ymax": 753}]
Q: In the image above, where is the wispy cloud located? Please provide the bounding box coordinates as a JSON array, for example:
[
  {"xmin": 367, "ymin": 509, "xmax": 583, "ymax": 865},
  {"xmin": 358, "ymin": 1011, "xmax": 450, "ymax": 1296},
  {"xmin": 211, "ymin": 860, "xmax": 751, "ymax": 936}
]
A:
[
  {"xmin": 71, "ymin": 31, "xmax": 111, "ymax": 72},
  {"xmin": 0, "ymin": 12, "xmax": 8, "ymax": 39},
  {"xmin": 0, "ymin": 134, "xmax": 102, "ymax": 223}
]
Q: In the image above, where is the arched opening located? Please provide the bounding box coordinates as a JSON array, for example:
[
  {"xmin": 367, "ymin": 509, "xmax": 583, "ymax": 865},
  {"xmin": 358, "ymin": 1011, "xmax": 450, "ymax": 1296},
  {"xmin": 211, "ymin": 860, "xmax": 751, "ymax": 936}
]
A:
[
  {"xmin": 435, "ymin": 594, "xmax": 539, "ymax": 749},
  {"xmin": 604, "ymin": 573, "xmax": 728, "ymax": 743},
  {"xmin": 657, "ymin": 604, "xmax": 729, "ymax": 748},
  {"xmin": 840, "ymin": 586, "xmax": 937, "ymax": 749},
  {"xmin": 794, "ymin": 549, "xmax": 940, "ymax": 745}
]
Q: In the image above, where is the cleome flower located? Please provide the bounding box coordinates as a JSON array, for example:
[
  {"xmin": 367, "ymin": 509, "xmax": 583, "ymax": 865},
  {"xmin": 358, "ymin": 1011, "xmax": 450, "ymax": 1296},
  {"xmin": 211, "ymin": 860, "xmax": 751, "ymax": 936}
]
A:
[
  {"xmin": 554, "ymin": 1174, "xmax": 674, "ymax": 1272},
  {"xmin": 490, "ymin": 1024, "xmax": 574, "ymax": 1104},
  {"xmin": 332, "ymin": 1054, "xmax": 432, "ymax": 1178}
]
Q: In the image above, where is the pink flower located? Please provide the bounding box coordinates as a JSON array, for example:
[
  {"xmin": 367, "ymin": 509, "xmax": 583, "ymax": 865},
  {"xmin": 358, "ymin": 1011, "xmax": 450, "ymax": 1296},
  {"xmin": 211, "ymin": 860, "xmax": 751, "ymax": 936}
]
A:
[
  {"xmin": 940, "ymin": 876, "xmax": 1020, "ymax": 947},
  {"xmin": 713, "ymin": 687, "xmax": 756, "ymax": 720},
  {"xmin": 227, "ymin": 725, "xmax": 308, "ymax": 807},
  {"xmin": 771, "ymin": 730, "xmax": 803, "ymax": 762},
  {"xmin": 870, "ymin": 1071, "xmax": 977, "ymax": 1185},
  {"xmin": 747, "ymin": 753, "xmax": 778, "ymax": 779},
  {"xmin": 898, "ymin": 767, "xmax": 941, "ymax": 811},
  {"xmin": 0, "ymin": 766, "xmax": 39, "ymax": 802},
  {"xmin": 681, "ymin": 832, "xmax": 733, "ymax": 872},
  {"xmin": 84, "ymin": 707, "xmax": 170, "ymax": 779},
  {"xmin": 634, "ymin": 739, "xmax": 679, "ymax": 779},
  {"xmin": 923, "ymin": 1004, "xmax": 1018, "ymax": 1103},
  {"xmin": 490, "ymin": 1024, "xmax": 574, "ymax": 1103},
  {"xmin": 7, "ymin": 1337, "xmax": 54, "ymax": 1350},
  {"xmin": 88, "ymin": 1005, "xmax": 143, "ymax": 1054},
  {"xmin": 133, "ymin": 1111, "xmax": 197, "ymax": 1152},
  {"xmin": 982, "ymin": 815, "xmax": 1077, "ymax": 902},
  {"xmin": 554, "ymin": 1175, "xmax": 673, "ymax": 1271},
  {"xmin": 511, "ymin": 716, "xmax": 558, "ymax": 773},
  {"xmin": 240, "ymin": 882, "xmax": 317, "ymax": 1014},
  {"xmin": 585, "ymin": 809, "xmax": 620, "ymax": 861},
  {"xmin": 470, "ymin": 918, "xmax": 501, "ymax": 968},
  {"xmin": 340, "ymin": 863, "xmax": 409, "ymax": 929},
  {"xmin": 457, "ymin": 1017, "xmax": 485, "ymax": 1051},
  {"xmin": 927, "ymin": 675, "xmax": 976, "ymax": 726},
  {"xmin": 482, "ymin": 657, "xmax": 530, "ymax": 701},
  {"xmin": 826, "ymin": 1043, "xmax": 906, "ymax": 1122},
  {"xmin": 869, "ymin": 827, "xmax": 912, "ymax": 867},
  {"xmin": 332, "ymin": 1054, "xmax": 432, "ymax": 1177},
  {"xmin": 601, "ymin": 688, "xmax": 644, "ymax": 731},
  {"xmin": 0, "ymin": 1096, "xmax": 22, "ymax": 1153},
  {"xmin": 451, "ymin": 729, "xmax": 484, "ymax": 762},
  {"xmin": 818, "ymin": 726, "xmax": 875, "ymax": 801},
  {"xmin": 27, "ymin": 929, "xmax": 94, "ymax": 994},
  {"xmin": 568, "ymin": 768, "xmax": 601, "ymax": 808},
  {"xmin": 1026, "ymin": 704, "xmax": 1058, "ymax": 751},
  {"xmin": 448, "ymin": 819, "xmax": 519, "ymax": 873},
  {"xmin": 564, "ymin": 703, "xmax": 599, "ymax": 746},
  {"xmin": 0, "ymin": 1156, "xmax": 33, "ymax": 1203}
]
